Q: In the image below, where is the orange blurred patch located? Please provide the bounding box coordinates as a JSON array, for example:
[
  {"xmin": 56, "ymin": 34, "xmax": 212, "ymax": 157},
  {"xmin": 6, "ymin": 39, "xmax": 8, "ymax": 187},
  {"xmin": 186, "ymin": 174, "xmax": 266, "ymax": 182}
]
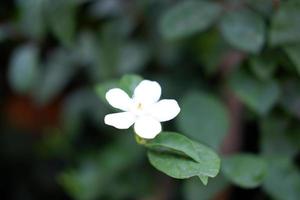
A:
[{"xmin": 4, "ymin": 95, "xmax": 61, "ymax": 133}]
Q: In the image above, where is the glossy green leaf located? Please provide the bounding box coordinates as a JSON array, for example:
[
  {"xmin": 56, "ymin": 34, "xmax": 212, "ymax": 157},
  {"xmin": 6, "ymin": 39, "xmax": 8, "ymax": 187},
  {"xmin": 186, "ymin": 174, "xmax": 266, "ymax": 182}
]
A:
[
  {"xmin": 177, "ymin": 91, "xmax": 229, "ymax": 149},
  {"xmin": 222, "ymin": 154, "xmax": 267, "ymax": 188},
  {"xmin": 270, "ymin": 1, "xmax": 300, "ymax": 46},
  {"xmin": 146, "ymin": 132, "xmax": 221, "ymax": 185},
  {"xmin": 160, "ymin": 1, "xmax": 222, "ymax": 40},
  {"xmin": 8, "ymin": 44, "xmax": 39, "ymax": 94},
  {"xmin": 229, "ymin": 70, "xmax": 280, "ymax": 115},
  {"xmin": 220, "ymin": 9, "xmax": 265, "ymax": 53}
]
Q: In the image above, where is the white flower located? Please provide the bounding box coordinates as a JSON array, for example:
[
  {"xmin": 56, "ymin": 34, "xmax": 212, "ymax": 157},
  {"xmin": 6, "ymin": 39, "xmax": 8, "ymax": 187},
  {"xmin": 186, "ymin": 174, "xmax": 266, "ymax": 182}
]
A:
[{"xmin": 104, "ymin": 80, "xmax": 180, "ymax": 139}]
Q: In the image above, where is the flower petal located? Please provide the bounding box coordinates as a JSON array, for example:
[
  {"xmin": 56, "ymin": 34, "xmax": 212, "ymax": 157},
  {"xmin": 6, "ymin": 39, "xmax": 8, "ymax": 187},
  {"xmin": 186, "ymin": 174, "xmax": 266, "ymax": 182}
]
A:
[
  {"xmin": 104, "ymin": 112, "xmax": 136, "ymax": 129},
  {"xmin": 134, "ymin": 116, "xmax": 162, "ymax": 139},
  {"xmin": 148, "ymin": 99, "xmax": 180, "ymax": 122},
  {"xmin": 133, "ymin": 80, "xmax": 161, "ymax": 105},
  {"xmin": 106, "ymin": 88, "xmax": 132, "ymax": 111}
]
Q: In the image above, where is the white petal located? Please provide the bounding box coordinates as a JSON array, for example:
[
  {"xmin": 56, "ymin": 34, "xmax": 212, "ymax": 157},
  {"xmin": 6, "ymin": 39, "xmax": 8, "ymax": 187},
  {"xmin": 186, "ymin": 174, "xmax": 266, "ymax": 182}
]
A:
[
  {"xmin": 134, "ymin": 116, "xmax": 162, "ymax": 139},
  {"xmin": 133, "ymin": 80, "xmax": 161, "ymax": 105},
  {"xmin": 148, "ymin": 99, "xmax": 180, "ymax": 122},
  {"xmin": 106, "ymin": 88, "xmax": 132, "ymax": 111},
  {"xmin": 104, "ymin": 112, "xmax": 136, "ymax": 129}
]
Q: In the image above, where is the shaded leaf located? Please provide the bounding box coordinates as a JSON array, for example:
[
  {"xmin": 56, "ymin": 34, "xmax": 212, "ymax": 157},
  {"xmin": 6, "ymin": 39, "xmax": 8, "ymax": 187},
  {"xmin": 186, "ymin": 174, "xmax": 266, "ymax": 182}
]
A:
[
  {"xmin": 260, "ymin": 116, "xmax": 298, "ymax": 158},
  {"xmin": 263, "ymin": 157, "xmax": 300, "ymax": 200},
  {"xmin": 249, "ymin": 54, "xmax": 277, "ymax": 80},
  {"xmin": 45, "ymin": 0, "xmax": 77, "ymax": 47},
  {"xmin": 160, "ymin": 1, "xmax": 221, "ymax": 40},
  {"xmin": 284, "ymin": 44, "xmax": 300, "ymax": 75},
  {"xmin": 62, "ymin": 89, "xmax": 108, "ymax": 135},
  {"xmin": 229, "ymin": 70, "xmax": 280, "ymax": 115},
  {"xmin": 88, "ymin": 0, "xmax": 124, "ymax": 18},
  {"xmin": 17, "ymin": 0, "xmax": 46, "ymax": 38},
  {"xmin": 183, "ymin": 175, "xmax": 228, "ymax": 200},
  {"xmin": 177, "ymin": 91, "xmax": 229, "ymax": 149},
  {"xmin": 280, "ymin": 79, "xmax": 300, "ymax": 119},
  {"xmin": 8, "ymin": 44, "xmax": 39, "ymax": 94},
  {"xmin": 246, "ymin": 0, "xmax": 273, "ymax": 18},
  {"xmin": 222, "ymin": 154, "xmax": 267, "ymax": 188},
  {"xmin": 117, "ymin": 43, "xmax": 149, "ymax": 75},
  {"xmin": 194, "ymin": 29, "xmax": 228, "ymax": 75},
  {"xmin": 220, "ymin": 9, "xmax": 265, "ymax": 53},
  {"xmin": 34, "ymin": 49, "xmax": 78, "ymax": 105},
  {"xmin": 59, "ymin": 135, "xmax": 143, "ymax": 200},
  {"xmin": 270, "ymin": 1, "xmax": 300, "ymax": 46}
]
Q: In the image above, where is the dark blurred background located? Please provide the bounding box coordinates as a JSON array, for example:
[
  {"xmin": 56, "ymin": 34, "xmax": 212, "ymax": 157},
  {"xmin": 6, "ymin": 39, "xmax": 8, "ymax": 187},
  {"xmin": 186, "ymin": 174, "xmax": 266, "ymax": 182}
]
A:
[{"xmin": 1, "ymin": 0, "xmax": 300, "ymax": 200}]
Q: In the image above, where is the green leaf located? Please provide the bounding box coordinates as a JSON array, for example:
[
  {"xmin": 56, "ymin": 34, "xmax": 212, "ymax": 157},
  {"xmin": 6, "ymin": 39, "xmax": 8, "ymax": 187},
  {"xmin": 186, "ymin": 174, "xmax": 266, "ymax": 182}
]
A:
[
  {"xmin": 229, "ymin": 70, "xmax": 280, "ymax": 115},
  {"xmin": 0, "ymin": 27, "xmax": 8, "ymax": 42},
  {"xmin": 246, "ymin": 0, "xmax": 273, "ymax": 18},
  {"xmin": 146, "ymin": 132, "xmax": 221, "ymax": 185},
  {"xmin": 59, "ymin": 135, "xmax": 143, "ymax": 200},
  {"xmin": 34, "ymin": 49, "xmax": 78, "ymax": 105},
  {"xmin": 160, "ymin": 1, "xmax": 222, "ymax": 40},
  {"xmin": 17, "ymin": 0, "xmax": 46, "ymax": 38},
  {"xmin": 176, "ymin": 91, "xmax": 229, "ymax": 149},
  {"xmin": 270, "ymin": 1, "xmax": 300, "ymax": 46},
  {"xmin": 222, "ymin": 154, "xmax": 267, "ymax": 188},
  {"xmin": 183, "ymin": 175, "xmax": 228, "ymax": 200},
  {"xmin": 117, "ymin": 43, "xmax": 149, "ymax": 75},
  {"xmin": 263, "ymin": 157, "xmax": 300, "ymax": 200},
  {"xmin": 284, "ymin": 44, "xmax": 300, "ymax": 75},
  {"xmin": 260, "ymin": 116, "xmax": 298, "ymax": 158},
  {"xmin": 75, "ymin": 31, "xmax": 99, "ymax": 66},
  {"xmin": 62, "ymin": 89, "xmax": 108, "ymax": 136},
  {"xmin": 88, "ymin": 0, "xmax": 124, "ymax": 18},
  {"xmin": 249, "ymin": 54, "xmax": 277, "ymax": 80},
  {"xmin": 94, "ymin": 80, "xmax": 119, "ymax": 103},
  {"xmin": 194, "ymin": 29, "xmax": 228, "ymax": 75},
  {"xmin": 280, "ymin": 80, "xmax": 300, "ymax": 119},
  {"xmin": 119, "ymin": 74, "xmax": 143, "ymax": 96},
  {"xmin": 8, "ymin": 44, "xmax": 39, "ymax": 94},
  {"xmin": 44, "ymin": 0, "xmax": 77, "ymax": 47},
  {"xmin": 220, "ymin": 9, "xmax": 265, "ymax": 53},
  {"xmin": 199, "ymin": 175, "xmax": 208, "ymax": 186}
]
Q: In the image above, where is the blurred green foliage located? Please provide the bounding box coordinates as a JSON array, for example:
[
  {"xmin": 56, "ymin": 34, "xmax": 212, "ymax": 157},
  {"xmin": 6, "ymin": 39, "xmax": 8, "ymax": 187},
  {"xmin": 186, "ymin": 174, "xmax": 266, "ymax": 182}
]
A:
[{"xmin": 1, "ymin": 0, "xmax": 300, "ymax": 200}]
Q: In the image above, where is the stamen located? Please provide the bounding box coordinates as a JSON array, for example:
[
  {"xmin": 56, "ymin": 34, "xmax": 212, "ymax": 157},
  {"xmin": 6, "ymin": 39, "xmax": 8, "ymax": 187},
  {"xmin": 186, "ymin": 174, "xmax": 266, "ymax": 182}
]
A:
[{"xmin": 137, "ymin": 102, "xmax": 143, "ymax": 110}]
